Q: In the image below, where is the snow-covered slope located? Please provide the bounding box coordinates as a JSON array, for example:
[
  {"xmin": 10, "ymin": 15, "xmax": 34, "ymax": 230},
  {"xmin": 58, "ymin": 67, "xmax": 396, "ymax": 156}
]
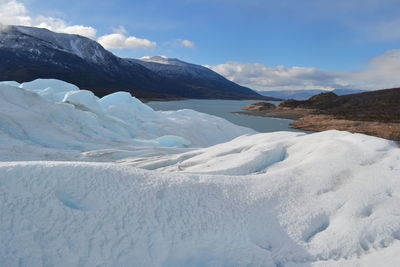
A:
[
  {"xmin": 0, "ymin": 79, "xmax": 253, "ymax": 161},
  {"xmin": 1, "ymin": 131, "xmax": 400, "ymax": 266},
  {"xmin": 0, "ymin": 25, "xmax": 110, "ymax": 64},
  {"xmin": 137, "ymin": 56, "xmax": 218, "ymax": 78}
]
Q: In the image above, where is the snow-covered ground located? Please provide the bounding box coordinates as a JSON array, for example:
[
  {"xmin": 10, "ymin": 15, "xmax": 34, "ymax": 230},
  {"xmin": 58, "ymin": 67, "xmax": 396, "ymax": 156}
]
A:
[{"xmin": 1, "ymin": 79, "xmax": 400, "ymax": 266}]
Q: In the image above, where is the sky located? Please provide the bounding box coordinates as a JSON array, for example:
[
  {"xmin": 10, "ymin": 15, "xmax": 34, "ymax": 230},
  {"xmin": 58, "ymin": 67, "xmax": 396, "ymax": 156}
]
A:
[{"xmin": 1, "ymin": 0, "xmax": 400, "ymax": 91}]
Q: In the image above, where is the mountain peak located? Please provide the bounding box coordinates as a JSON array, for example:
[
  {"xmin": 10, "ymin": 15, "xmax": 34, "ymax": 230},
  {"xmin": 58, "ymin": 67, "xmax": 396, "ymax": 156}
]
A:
[
  {"xmin": 139, "ymin": 56, "xmax": 189, "ymax": 67},
  {"xmin": 0, "ymin": 25, "xmax": 110, "ymax": 65}
]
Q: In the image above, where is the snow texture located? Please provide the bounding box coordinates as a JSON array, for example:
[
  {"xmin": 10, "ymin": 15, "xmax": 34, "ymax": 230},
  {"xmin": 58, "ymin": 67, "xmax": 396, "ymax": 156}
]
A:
[{"xmin": 1, "ymin": 79, "xmax": 400, "ymax": 266}]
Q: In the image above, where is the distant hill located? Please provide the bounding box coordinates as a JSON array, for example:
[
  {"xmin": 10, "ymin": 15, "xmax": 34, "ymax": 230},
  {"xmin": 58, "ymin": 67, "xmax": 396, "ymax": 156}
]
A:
[
  {"xmin": 332, "ymin": 89, "xmax": 367, "ymax": 95},
  {"xmin": 258, "ymin": 89, "xmax": 366, "ymax": 100},
  {"xmin": 280, "ymin": 88, "xmax": 400, "ymax": 122},
  {"xmin": 0, "ymin": 25, "xmax": 272, "ymax": 100}
]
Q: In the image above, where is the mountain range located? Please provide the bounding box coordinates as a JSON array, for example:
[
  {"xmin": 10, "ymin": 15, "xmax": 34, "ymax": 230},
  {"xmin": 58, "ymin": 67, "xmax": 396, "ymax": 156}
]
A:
[{"xmin": 0, "ymin": 25, "xmax": 276, "ymax": 101}]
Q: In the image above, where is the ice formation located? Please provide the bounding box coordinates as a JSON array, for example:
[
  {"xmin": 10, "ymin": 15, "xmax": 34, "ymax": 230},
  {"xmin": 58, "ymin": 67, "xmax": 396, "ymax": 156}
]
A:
[
  {"xmin": 1, "ymin": 79, "xmax": 400, "ymax": 266},
  {"xmin": 0, "ymin": 80, "xmax": 253, "ymax": 161}
]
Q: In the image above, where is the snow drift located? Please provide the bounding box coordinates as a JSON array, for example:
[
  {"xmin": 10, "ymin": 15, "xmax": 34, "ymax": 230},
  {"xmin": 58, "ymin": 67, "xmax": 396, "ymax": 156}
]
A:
[
  {"xmin": 1, "ymin": 131, "xmax": 400, "ymax": 266},
  {"xmin": 1, "ymin": 79, "xmax": 400, "ymax": 266}
]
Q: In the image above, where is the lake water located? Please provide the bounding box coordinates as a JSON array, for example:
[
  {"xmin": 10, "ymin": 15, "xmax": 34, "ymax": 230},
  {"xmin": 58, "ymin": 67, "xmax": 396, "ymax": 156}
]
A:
[{"xmin": 148, "ymin": 99, "xmax": 305, "ymax": 133}]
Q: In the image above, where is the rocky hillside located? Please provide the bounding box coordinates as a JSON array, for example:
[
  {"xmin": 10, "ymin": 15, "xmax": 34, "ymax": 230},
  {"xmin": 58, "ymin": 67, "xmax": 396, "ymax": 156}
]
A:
[
  {"xmin": 130, "ymin": 56, "xmax": 274, "ymax": 100},
  {"xmin": 280, "ymin": 88, "xmax": 400, "ymax": 123},
  {"xmin": 0, "ymin": 25, "xmax": 273, "ymax": 100}
]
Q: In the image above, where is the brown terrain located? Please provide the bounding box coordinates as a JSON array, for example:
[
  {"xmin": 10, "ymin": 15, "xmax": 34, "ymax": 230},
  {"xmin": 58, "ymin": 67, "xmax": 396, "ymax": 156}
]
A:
[
  {"xmin": 239, "ymin": 88, "xmax": 400, "ymax": 141},
  {"xmin": 236, "ymin": 102, "xmax": 310, "ymax": 120}
]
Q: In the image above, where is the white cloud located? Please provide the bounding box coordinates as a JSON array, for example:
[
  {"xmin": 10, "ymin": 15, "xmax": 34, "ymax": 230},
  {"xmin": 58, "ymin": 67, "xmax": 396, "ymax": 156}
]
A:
[
  {"xmin": 207, "ymin": 50, "xmax": 400, "ymax": 91},
  {"xmin": 181, "ymin": 39, "xmax": 195, "ymax": 48},
  {"xmin": 0, "ymin": 1, "xmax": 192, "ymax": 52},
  {"xmin": 0, "ymin": 0, "xmax": 30, "ymax": 25},
  {"xmin": 344, "ymin": 49, "xmax": 400, "ymax": 89},
  {"xmin": 207, "ymin": 62, "xmax": 346, "ymax": 91},
  {"xmin": 97, "ymin": 32, "xmax": 156, "ymax": 50},
  {"xmin": 0, "ymin": 1, "xmax": 158, "ymax": 50},
  {"xmin": 0, "ymin": 0, "xmax": 97, "ymax": 39}
]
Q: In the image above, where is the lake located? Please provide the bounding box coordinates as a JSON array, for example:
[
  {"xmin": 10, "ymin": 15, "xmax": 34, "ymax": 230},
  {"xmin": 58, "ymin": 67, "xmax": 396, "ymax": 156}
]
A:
[{"xmin": 148, "ymin": 99, "xmax": 305, "ymax": 133}]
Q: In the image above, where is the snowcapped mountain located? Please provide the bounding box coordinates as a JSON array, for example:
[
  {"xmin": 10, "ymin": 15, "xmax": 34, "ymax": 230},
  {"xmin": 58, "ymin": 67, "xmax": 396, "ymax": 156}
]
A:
[
  {"xmin": 134, "ymin": 56, "xmax": 224, "ymax": 80},
  {"xmin": 0, "ymin": 25, "xmax": 269, "ymax": 100},
  {"xmin": 2, "ymin": 25, "xmax": 109, "ymax": 65}
]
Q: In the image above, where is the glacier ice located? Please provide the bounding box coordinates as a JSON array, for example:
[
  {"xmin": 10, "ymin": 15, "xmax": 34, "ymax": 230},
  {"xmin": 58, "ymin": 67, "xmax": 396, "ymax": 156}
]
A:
[
  {"xmin": 1, "ymin": 79, "xmax": 400, "ymax": 266},
  {"xmin": 0, "ymin": 79, "xmax": 253, "ymax": 160},
  {"xmin": 63, "ymin": 90, "xmax": 102, "ymax": 111},
  {"xmin": 1, "ymin": 132, "xmax": 400, "ymax": 266},
  {"xmin": 20, "ymin": 78, "xmax": 80, "ymax": 102}
]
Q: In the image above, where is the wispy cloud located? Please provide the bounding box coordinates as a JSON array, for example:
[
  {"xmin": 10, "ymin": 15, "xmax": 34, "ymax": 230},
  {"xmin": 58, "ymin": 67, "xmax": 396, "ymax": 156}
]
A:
[
  {"xmin": 181, "ymin": 39, "xmax": 195, "ymax": 48},
  {"xmin": 207, "ymin": 50, "xmax": 400, "ymax": 91}
]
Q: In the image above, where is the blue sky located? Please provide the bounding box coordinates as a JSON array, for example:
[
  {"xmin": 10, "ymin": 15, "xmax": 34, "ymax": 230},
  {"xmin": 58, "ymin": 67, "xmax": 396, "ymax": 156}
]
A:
[{"xmin": 2, "ymin": 0, "xmax": 400, "ymax": 90}]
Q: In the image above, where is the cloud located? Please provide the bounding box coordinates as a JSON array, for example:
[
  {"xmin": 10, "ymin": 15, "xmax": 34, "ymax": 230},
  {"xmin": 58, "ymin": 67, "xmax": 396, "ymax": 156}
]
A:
[
  {"xmin": 0, "ymin": 1, "xmax": 159, "ymax": 50},
  {"xmin": 0, "ymin": 0, "xmax": 191, "ymax": 53},
  {"xmin": 207, "ymin": 50, "xmax": 400, "ymax": 91},
  {"xmin": 162, "ymin": 39, "xmax": 196, "ymax": 49},
  {"xmin": 181, "ymin": 39, "xmax": 195, "ymax": 48},
  {"xmin": 97, "ymin": 31, "xmax": 156, "ymax": 50},
  {"xmin": 0, "ymin": 0, "xmax": 96, "ymax": 38},
  {"xmin": 207, "ymin": 62, "xmax": 347, "ymax": 91},
  {"xmin": 344, "ymin": 49, "xmax": 400, "ymax": 89}
]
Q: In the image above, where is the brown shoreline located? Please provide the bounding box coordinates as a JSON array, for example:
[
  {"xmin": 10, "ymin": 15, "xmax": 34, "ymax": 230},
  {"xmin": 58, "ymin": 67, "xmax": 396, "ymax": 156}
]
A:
[
  {"xmin": 237, "ymin": 106, "xmax": 400, "ymax": 141},
  {"xmin": 291, "ymin": 114, "xmax": 400, "ymax": 141},
  {"xmin": 233, "ymin": 107, "xmax": 310, "ymax": 120}
]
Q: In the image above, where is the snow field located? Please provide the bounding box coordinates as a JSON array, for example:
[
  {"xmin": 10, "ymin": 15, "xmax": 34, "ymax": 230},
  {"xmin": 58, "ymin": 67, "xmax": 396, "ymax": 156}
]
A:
[
  {"xmin": 1, "ymin": 79, "xmax": 400, "ymax": 266},
  {"xmin": 1, "ymin": 130, "xmax": 400, "ymax": 266}
]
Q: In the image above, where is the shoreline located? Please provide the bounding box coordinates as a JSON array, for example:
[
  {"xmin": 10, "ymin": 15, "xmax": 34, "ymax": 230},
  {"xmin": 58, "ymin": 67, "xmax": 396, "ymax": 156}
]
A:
[
  {"xmin": 239, "ymin": 106, "xmax": 400, "ymax": 141},
  {"xmin": 291, "ymin": 114, "xmax": 400, "ymax": 141},
  {"xmin": 233, "ymin": 107, "xmax": 309, "ymax": 120},
  {"xmin": 141, "ymin": 97, "xmax": 281, "ymax": 103}
]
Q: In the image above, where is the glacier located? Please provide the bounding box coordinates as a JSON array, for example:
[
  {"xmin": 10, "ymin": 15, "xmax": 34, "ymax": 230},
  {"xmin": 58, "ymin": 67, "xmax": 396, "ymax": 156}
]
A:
[
  {"xmin": 0, "ymin": 79, "xmax": 400, "ymax": 266},
  {"xmin": 0, "ymin": 79, "xmax": 253, "ymax": 161}
]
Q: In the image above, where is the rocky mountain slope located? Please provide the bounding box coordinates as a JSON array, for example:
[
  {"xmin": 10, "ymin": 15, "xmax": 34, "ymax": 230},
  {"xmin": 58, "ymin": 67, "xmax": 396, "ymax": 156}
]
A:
[
  {"xmin": 129, "ymin": 56, "xmax": 271, "ymax": 99},
  {"xmin": 0, "ymin": 25, "xmax": 272, "ymax": 100}
]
